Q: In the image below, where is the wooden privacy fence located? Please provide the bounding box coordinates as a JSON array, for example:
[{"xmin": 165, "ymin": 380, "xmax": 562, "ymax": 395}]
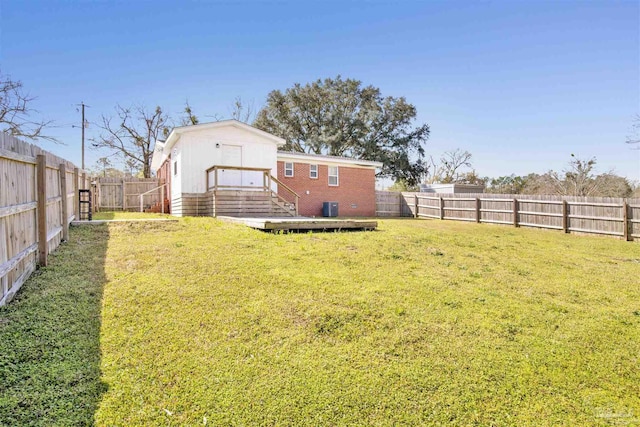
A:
[
  {"xmin": 376, "ymin": 191, "xmax": 640, "ymax": 241},
  {"xmin": 1, "ymin": 133, "xmax": 87, "ymax": 306},
  {"xmin": 93, "ymin": 177, "xmax": 163, "ymax": 211}
]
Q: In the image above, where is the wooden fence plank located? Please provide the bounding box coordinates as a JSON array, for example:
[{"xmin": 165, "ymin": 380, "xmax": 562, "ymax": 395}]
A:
[
  {"xmin": 60, "ymin": 163, "xmax": 69, "ymax": 241},
  {"xmin": 623, "ymin": 200, "xmax": 629, "ymax": 241},
  {"xmin": 0, "ymin": 133, "xmax": 79, "ymax": 306},
  {"xmin": 0, "ymin": 202, "xmax": 37, "ymax": 219},
  {"xmin": 0, "ymin": 243, "xmax": 38, "ymax": 281},
  {"xmin": 0, "ymin": 147, "xmax": 37, "ymax": 164},
  {"xmin": 36, "ymin": 154, "xmax": 47, "ymax": 266}
]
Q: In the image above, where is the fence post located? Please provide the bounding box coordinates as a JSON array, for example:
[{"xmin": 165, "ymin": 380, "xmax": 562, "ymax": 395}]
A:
[
  {"xmin": 73, "ymin": 167, "xmax": 79, "ymax": 220},
  {"xmin": 475, "ymin": 197, "xmax": 480, "ymax": 223},
  {"xmin": 439, "ymin": 196, "xmax": 444, "ymax": 220},
  {"xmin": 562, "ymin": 200, "xmax": 568, "ymax": 233},
  {"xmin": 59, "ymin": 164, "xmax": 69, "ymax": 241},
  {"xmin": 95, "ymin": 179, "xmax": 100, "ymax": 213},
  {"xmin": 513, "ymin": 198, "xmax": 519, "ymax": 227},
  {"xmin": 414, "ymin": 195, "xmax": 418, "ymax": 218},
  {"xmin": 623, "ymin": 199, "xmax": 629, "ymax": 241},
  {"xmin": 36, "ymin": 154, "xmax": 48, "ymax": 267},
  {"xmin": 121, "ymin": 178, "xmax": 126, "ymax": 211}
]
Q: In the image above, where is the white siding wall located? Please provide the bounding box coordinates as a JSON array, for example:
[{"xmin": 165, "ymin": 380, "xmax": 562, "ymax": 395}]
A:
[
  {"xmin": 171, "ymin": 149, "xmax": 182, "ymax": 201},
  {"xmin": 175, "ymin": 125, "xmax": 280, "ymax": 194}
]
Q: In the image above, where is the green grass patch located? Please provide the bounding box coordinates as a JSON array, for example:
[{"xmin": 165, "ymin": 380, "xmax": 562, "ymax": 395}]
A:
[
  {"xmin": 2, "ymin": 219, "xmax": 639, "ymax": 425},
  {"xmin": 92, "ymin": 211, "xmax": 172, "ymax": 221},
  {"xmin": 0, "ymin": 225, "xmax": 109, "ymax": 426}
]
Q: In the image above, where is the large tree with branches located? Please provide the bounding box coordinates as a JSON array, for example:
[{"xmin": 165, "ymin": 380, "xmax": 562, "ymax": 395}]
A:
[
  {"xmin": 0, "ymin": 70, "xmax": 55, "ymax": 141},
  {"xmin": 626, "ymin": 114, "xmax": 640, "ymax": 149},
  {"xmin": 254, "ymin": 76, "xmax": 430, "ymax": 185},
  {"xmin": 91, "ymin": 105, "xmax": 170, "ymax": 178},
  {"xmin": 424, "ymin": 149, "xmax": 475, "ymax": 184}
]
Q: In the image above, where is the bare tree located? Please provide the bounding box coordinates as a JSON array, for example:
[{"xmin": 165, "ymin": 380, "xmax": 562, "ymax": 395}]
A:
[
  {"xmin": 425, "ymin": 149, "xmax": 473, "ymax": 183},
  {"xmin": 124, "ymin": 157, "xmax": 139, "ymax": 177},
  {"xmin": 0, "ymin": 70, "xmax": 56, "ymax": 141},
  {"xmin": 179, "ymin": 101, "xmax": 199, "ymax": 126},
  {"xmin": 627, "ymin": 115, "xmax": 640, "ymax": 183},
  {"xmin": 91, "ymin": 105, "xmax": 170, "ymax": 178},
  {"xmin": 96, "ymin": 157, "xmax": 112, "ymax": 177},
  {"xmin": 626, "ymin": 114, "xmax": 640, "ymax": 149},
  {"xmin": 548, "ymin": 154, "xmax": 599, "ymax": 196},
  {"xmin": 230, "ymin": 96, "xmax": 256, "ymax": 123}
]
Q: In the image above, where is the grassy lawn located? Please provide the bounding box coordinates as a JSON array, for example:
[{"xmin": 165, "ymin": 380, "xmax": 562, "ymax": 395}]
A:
[
  {"xmin": 0, "ymin": 225, "xmax": 109, "ymax": 426},
  {"xmin": 93, "ymin": 211, "xmax": 172, "ymax": 220},
  {"xmin": 2, "ymin": 218, "xmax": 639, "ymax": 425}
]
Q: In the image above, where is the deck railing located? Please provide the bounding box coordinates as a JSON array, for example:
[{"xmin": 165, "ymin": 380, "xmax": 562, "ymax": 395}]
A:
[
  {"xmin": 205, "ymin": 165, "xmax": 299, "ymax": 216},
  {"xmin": 270, "ymin": 175, "xmax": 299, "ymax": 216}
]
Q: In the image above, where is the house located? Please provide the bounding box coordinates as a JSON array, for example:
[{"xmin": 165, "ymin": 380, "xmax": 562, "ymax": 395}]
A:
[
  {"xmin": 150, "ymin": 120, "xmax": 382, "ymax": 217},
  {"xmin": 277, "ymin": 152, "xmax": 381, "ymax": 217}
]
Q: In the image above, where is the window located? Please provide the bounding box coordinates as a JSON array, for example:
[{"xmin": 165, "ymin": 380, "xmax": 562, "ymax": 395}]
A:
[
  {"xmin": 309, "ymin": 164, "xmax": 318, "ymax": 179},
  {"xmin": 173, "ymin": 161, "xmax": 177, "ymax": 176},
  {"xmin": 284, "ymin": 162, "xmax": 294, "ymax": 177},
  {"xmin": 328, "ymin": 166, "xmax": 339, "ymax": 186}
]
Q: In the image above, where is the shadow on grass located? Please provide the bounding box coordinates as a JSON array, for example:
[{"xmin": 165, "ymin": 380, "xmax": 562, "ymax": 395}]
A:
[{"xmin": 0, "ymin": 224, "xmax": 109, "ymax": 426}]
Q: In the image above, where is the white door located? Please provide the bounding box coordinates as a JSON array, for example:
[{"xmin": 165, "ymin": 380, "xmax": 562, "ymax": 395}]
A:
[{"xmin": 219, "ymin": 145, "xmax": 242, "ymax": 188}]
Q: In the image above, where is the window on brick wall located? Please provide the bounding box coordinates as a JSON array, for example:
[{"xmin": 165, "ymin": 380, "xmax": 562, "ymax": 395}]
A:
[
  {"xmin": 328, "ymin": 166, "xmax": 339, "ymax": 186},
  {"xmin": 309, "ymin": 164, "xmax": 318, "ymax": 179},
  {"xmin": 284, "ymin": 162, "xmax": 294, "ymax": 177}
]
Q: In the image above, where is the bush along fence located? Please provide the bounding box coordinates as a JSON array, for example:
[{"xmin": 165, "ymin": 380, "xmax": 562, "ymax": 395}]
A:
[
  {"xmin": 0, "ymin": 133, "xmax": 88, "ymax": 306},
  {"xmin": 376, "ymin": 191, "xmax": 640, "ymax": 242}
]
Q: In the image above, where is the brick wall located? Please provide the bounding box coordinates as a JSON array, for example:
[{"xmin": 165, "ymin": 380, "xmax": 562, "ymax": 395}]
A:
[
  {"xmin": 157, "ymin": 156, "xmax": 171, "ymax": 198},
  {"xmin": 277, "ymin": 161, "xmax": 376, "ymax": 217},
  {"xmin": 157, "ymin": 157, "xmax": 172, "ymax": 213}
]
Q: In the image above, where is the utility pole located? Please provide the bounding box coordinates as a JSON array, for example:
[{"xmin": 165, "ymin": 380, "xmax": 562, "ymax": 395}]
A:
[
  {"xmin": 81, "ymin": 102, "xmax": 86, "ymax": 170},
  {"xmin": 75, "ymin": 102, "xmax": 90, "ymax": 170}
]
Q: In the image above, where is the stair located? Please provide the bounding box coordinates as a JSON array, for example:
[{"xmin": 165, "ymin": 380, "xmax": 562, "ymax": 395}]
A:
[
  {"xmin": 213, "ymin": 190, "xmax": 296, "ymax": 217},
  {"xmin": 145, "ymin": 198, "xmax": 170, "ymax": 214}
]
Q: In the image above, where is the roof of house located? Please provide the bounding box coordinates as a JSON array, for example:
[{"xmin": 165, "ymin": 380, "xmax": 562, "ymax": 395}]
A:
[
  {"xmin": 150, "ymin": 120, "xmax": 384, "ymax": 172},
  {"xmin": 276, "ymin": 151, "xmax": 383, "ymax": 168},
  {"xmin": 164, "ymin": 119, "xmax": 286, "ymax": 149},
  {"xmin": 150, "ymin": 119, "xmax": 286, "ymax": 171}
]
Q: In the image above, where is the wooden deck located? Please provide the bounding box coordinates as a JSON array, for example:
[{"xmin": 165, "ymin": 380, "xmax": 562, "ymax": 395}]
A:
[{"xmin": 218, "ymin": 216, "xmax": 378, "ymax": 232}]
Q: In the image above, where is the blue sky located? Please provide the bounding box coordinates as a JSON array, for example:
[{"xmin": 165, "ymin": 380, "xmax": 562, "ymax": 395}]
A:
[{"xmin": 1, "ymin": 0, "xmax": 638, "ymax": 181}]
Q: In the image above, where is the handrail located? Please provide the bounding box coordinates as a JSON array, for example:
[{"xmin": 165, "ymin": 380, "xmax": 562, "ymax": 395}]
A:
[
  {"xmin": 205, "ymin": 165, "xmax": 300, "ymax": 216},
  {"xmin": 270, "ymin": 175, "xmax": 300, "ymax": 199},
  {"xmin": 206, "ymin": 165, "xmax": 272, "ymax": 192},
  {"xmin": 270, "ymin": 175, "xmax": 300, "ymax": 216},
  {"xmin": 269, "ymin": 188, "xmax": 299, "ymax": 216},
  {"xmin": 139, "ymin": 183, "xmax": 166, "ymax": 197},
  {"xmin": 205, "ymin": 165, "xmax": 271, "ymax": 173},
  {"xmin": 139, "ymin": 183, "xmax": 167, "ymax": 213}
]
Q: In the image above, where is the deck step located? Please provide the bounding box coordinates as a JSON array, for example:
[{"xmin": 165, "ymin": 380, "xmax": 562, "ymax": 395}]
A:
[{"xmin": 212, "ymin": 190, "xmax": 296, "ymax": 217}]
